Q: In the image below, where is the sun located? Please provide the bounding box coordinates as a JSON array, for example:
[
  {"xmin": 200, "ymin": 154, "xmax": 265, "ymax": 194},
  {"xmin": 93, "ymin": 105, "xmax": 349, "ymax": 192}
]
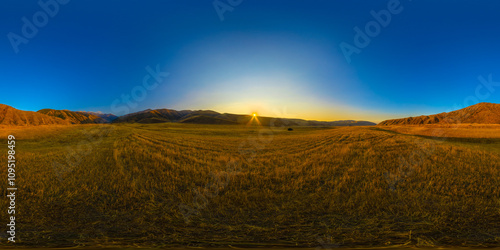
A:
[{"xmin": 247, "ymin": 112, "xmax": 261, "ymax": 126}]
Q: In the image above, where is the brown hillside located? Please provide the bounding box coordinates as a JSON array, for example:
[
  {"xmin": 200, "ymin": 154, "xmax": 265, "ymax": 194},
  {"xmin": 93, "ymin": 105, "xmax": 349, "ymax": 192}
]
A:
[
  {"xmin": 0, "ymin": 104, "xmax": 70, "ymax": 126},
  {"xmin": 379, "ymin": 102, "xmax": 500, "ymax": 125},
  {"xmin": 38, "ymin": 109, "xmax": 108, "ymax": 124}
]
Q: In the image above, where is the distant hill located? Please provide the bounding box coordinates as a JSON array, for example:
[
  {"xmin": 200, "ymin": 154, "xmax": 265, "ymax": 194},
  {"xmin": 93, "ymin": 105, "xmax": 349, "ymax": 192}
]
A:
[
  {"xmin": 0, "ymin": 104, "xmax": 70, "ymax": 126},
  {"xmin": 378, "ymin": 102, "xmax": 500, "ymax": 126},
  {"xmin": 38, "ymin": 109, "xmax": 109, "ymax": 124},
  {"xmin": 113, "ymin": 109, "xmax": 193, "ymax": 123},
  {"xmin": 79, "ymin": 111, "xmax": 118, "ymax": 123},
  {"xmin": 113, "ymin": 108, "xmax": 376, "ymax": 126}
]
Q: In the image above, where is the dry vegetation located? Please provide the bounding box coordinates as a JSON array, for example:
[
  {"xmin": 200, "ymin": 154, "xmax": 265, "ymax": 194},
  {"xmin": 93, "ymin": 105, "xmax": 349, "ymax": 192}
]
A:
[
  {"xmin": 0, "ymin": 123, "xmax": 499, "ymax": 247},
  {"xmin": 379, "ymin": 124, "xmax": 500, "ymax": 138}
]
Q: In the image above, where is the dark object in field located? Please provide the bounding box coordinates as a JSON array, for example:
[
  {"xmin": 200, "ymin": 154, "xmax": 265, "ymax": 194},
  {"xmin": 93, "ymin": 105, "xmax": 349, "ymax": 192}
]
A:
[{"xmin": 288, "ymin": 128, "xmax": 293, "ymax": 131}]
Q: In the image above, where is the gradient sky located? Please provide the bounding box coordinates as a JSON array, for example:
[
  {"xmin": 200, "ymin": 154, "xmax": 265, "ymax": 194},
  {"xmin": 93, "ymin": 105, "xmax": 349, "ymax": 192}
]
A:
[{"xmin": 1, "ymin": 0, "xmax": 500, "ymax": 122}]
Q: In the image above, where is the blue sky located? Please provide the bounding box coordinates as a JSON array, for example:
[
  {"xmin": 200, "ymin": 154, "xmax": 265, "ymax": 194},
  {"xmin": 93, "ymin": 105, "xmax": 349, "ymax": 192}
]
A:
[{"xmin": 1, "ymin": 0, "xmax": 500, "ymax": 122}]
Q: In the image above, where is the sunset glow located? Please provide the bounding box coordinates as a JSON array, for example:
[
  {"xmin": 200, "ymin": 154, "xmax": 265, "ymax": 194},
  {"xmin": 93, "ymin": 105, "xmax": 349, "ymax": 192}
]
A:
[{"xmin": 2, "ymin": 1, "xmax": 500, "ymax": 123}]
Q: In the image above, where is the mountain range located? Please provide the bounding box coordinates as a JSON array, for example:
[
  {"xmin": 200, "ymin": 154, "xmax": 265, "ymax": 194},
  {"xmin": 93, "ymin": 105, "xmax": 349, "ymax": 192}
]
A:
[
  {"xmin": 0, "ymin": 104, "xmax": 375, "ymax": 127},
  {"xmin": 2, "ymin": 102, "xmax": 499, "ymax": 127}
]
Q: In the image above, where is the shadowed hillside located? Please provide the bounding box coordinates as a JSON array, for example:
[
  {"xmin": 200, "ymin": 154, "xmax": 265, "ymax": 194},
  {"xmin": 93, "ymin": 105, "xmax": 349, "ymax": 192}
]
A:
[
  {"xmin": 379, "ymin": 102, "xmax": 500, "ymax": 125},
  {"xmin": 0, "ymin": 104, "xmax": 70, "ymax": 126},
  {"xmin": 79, "ymin": 111, "xmax": 118, "ymax": 122},
  {"xmin": 38, "ymin": 109, "xmax": 109, "ymax": 124}
]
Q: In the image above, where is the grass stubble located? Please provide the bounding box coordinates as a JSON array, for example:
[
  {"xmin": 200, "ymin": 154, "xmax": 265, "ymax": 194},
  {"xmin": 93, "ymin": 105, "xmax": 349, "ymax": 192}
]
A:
[{"xmin": 0, "ymin": 123, "xmax": 498, "ymax": 248}]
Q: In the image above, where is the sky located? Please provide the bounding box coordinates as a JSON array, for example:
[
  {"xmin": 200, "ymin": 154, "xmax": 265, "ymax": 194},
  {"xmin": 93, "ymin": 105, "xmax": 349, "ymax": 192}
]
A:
[{"xmin": 1, "ymin": 0, "xmax": 500, "ymax": 122}]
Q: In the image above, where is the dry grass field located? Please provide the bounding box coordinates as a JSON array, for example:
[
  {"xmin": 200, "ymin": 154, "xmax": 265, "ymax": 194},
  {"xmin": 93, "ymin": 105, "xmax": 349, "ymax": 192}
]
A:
[
  {"xmin": 0, "ymin": 123, "xmax": 499, "ymax": 247},
  {"xmin": 380, "ymin": 124, "xmax": 500, "ymax": 138}
]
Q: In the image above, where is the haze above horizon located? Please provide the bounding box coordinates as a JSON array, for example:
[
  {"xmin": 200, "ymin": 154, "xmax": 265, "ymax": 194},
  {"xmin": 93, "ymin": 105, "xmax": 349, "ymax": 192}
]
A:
[{"xmin": 2, "ymin": 0, "xmax": 500, "ymax": 123}]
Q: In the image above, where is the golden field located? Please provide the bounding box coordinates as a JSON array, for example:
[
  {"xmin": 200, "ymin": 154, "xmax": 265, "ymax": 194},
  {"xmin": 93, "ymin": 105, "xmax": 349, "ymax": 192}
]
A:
[
  {"xmin": 0, "ymin": 123, "xmax": 499, "ymax": 247},
  {"xmin": 380, "ymin": 124, "xmax": 500, "ymax": 138}
]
